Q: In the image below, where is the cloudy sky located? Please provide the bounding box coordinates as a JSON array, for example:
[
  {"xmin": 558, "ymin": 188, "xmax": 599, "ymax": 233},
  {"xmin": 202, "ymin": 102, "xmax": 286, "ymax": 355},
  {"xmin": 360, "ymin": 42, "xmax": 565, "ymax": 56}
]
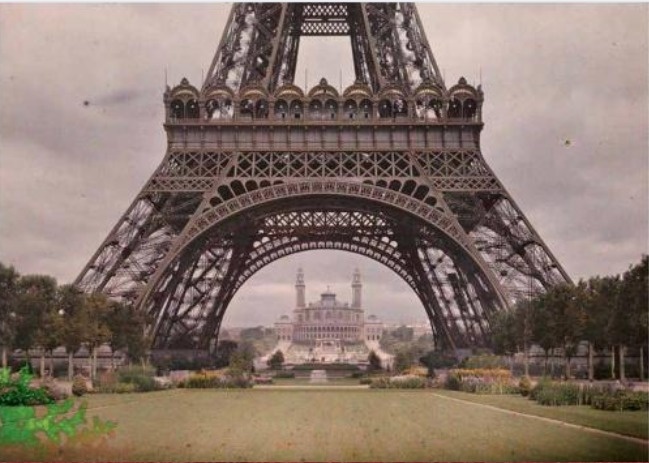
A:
[{"xmin": 0, "ymin": 4, "xmax": 647, "ymax": 327}]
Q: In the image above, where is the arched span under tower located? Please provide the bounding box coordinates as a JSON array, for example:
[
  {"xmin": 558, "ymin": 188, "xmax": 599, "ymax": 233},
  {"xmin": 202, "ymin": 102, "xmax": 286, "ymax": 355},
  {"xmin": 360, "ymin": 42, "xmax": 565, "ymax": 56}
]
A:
[{"xmin": 75, "ymin": 2, "xmax": 571, "ymax": 354}]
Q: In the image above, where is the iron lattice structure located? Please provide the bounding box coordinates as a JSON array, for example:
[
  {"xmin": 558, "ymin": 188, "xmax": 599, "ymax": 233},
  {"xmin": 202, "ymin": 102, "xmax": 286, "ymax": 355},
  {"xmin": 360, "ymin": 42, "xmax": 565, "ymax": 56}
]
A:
[{"xmin": 76, "ymin": 3, "xmax": 570, "ymax": 352}]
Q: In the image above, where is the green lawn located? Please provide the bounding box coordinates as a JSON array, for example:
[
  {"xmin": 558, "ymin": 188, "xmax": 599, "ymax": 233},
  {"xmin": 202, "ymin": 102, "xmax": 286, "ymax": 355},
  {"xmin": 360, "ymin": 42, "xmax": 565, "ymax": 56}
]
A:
[
  {"xmin": 433, "ymin": 389, "xmax": 649, "ymax": 440},
  {"xmin": 1, "ymin": 389, "xmax": 647, "ymax": 462}
]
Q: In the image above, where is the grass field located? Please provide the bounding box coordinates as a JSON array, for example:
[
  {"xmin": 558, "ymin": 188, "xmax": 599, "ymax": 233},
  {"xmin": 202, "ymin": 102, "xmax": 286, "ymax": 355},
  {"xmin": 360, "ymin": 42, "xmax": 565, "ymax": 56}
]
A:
[
  {"xmin": 434, "ymin": 389, "xmax": 649, "ymax": 440},
  {"xmin": 2, "ymin": 388, "xmax": 647, "ymax": 462}
]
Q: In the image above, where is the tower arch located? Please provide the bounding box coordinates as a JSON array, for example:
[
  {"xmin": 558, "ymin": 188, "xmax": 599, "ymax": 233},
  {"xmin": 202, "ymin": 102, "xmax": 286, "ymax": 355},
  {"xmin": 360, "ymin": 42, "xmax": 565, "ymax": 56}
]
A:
[{"xmin": 75, "ymin": 3, "xmax": 571, "ymax": 356}]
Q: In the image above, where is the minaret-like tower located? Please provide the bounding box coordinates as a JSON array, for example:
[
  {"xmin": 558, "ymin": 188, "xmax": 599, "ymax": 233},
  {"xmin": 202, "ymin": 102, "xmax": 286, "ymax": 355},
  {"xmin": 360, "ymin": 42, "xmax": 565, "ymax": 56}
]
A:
[
  {"xmin": 352, "ymin": 268, "xmax": 362, "ymax": 309},
  {"xmin": 296, "ymin": 267, "xmax": 306, "ymax": 309}
]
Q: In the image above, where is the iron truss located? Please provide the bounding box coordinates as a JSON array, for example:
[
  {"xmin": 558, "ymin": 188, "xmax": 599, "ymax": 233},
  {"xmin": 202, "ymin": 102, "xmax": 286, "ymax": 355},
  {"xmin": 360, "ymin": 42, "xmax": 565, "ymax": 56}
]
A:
[{"xmin": 75, "ymin": 2, "xmax": 571, "ymax": 353}]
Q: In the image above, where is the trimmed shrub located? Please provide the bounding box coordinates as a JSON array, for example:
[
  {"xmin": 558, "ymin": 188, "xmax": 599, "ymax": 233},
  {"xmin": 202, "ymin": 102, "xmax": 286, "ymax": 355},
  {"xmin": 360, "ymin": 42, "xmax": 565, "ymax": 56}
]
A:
[
  {"xmin": 370, "ymin": 375, "xmax": 427, "ymax": 389},
  {"xmin": 117, "ymin": 366, "xmax": 159, "ymax": 392},
  {"xmin": 444, "ymin": 373, "xmax": 461, "ymax": 391},
  {"xmin": 359, "ymin": 378, "xmax": 373, "ymax": 385},
  {"xmin": 535, "ymin": 382, "xmax": 581, "ymax": 406},
  {"xmin": 0, "ymin": 367, "xmax": 54, "ymax": 406},
  {"xmin": 72, "ymin": 375, "xmax": 88, "ymax": 397},
  {"xmin": 591, "ymin": 390, "xmax": 649, "ymax": 411},
  {"xmin": 113, "ymin": 382, "xmax": 138, "ymax": 394},
  {"xmin": 273, "ymin": 371, "xmax": 295, "ymax": 379},
  {"xmin": 185, "ymin": 371, "xmax": 252, "ymax": 389},
  {"xmin": 519, "ymin": 376, "xmax": 532, "ymax": 397}
]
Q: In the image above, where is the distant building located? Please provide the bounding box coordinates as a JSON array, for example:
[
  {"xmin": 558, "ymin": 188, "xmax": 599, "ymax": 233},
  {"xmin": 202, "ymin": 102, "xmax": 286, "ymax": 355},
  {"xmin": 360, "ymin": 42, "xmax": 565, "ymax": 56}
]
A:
[
  {"xmin": 269, "ymin": 268, "xmax": 392, "ymax": 366},
  {"xmin": 275, "ymin": 268, "xmax": 384, "ymax": 344}
]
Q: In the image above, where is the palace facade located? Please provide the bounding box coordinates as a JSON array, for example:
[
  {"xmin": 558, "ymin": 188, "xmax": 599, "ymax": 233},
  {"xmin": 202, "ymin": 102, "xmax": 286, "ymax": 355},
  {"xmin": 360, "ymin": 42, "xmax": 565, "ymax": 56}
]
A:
[{"xmin": 274, "ymin": 269, "xmax": 384, "ymax": 344}]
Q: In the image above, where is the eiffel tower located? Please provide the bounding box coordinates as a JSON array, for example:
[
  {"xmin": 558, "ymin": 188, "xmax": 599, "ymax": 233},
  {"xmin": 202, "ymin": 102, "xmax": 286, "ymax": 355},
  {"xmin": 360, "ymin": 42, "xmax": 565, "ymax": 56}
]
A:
[{"xmin": 75, "ymin": 3, "xmax": 570, "ymax": 352}]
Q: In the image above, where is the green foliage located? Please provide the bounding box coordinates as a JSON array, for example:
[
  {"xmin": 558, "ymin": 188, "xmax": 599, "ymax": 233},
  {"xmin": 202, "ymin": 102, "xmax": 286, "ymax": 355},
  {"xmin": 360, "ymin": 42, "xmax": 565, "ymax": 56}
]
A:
[
  {"xmin": 379, "ymin": 328, "xmax": 435, "ymax": 361},
  {"xmin": 393, "ymin": 350, "xmax": 413, "ymax": 373},
  {"xmin": 369, "ymin": 375, "xmax": 427, "ymax": 389},
  {"xmin": 0, "ymin": 366, "xmax": 53, "ymax": 406},
  {"xmin": 184, "ymin": 372, "xmax": 251, "ymax": 389},
  {"xmin": 444, "ymin": 374, "xmax": 461, "ymax": 391},
  {"xmin": 14, "ymin": 275, "xmax": 58, "ymax": 357},
  {"xmin": 518, "ymin": 376, "xmax": 532, "ymax": 397},
  {"xmin": 273, "ymin": 371, "xmax": 295, "ymax": 379},
  {"xmin": 419, "ymin": 350, "xmax": 457, "ymax": 377},
  {"xmin": 0, "ymin": 398, "xmax": 116, "ymax": 448},
  {"xmin": 461, "ymin": 354, "xmax": 507, "ymax": 370},
  {"xmin": 591, "ymin": 390, "xmax": 649, "ymax": 411},
  {"xmin": 229, "ymin": 342, "xmax": 256, "ymax": 374},
  {"xmin": 117, "ymin": 366, "xmax": 158, "ymax": 392},
  {"xmin": 267, "ymin": 350, "xmax": 285, "ymax": 369},
  {"xmin": 534, "ymin": 382, "xmax": 583, "ymax": 406},
  {"xmin": 0, "ymin": 263, "xmax": 20, "ymax": 363},
  {"xmin": 359, "ymin": 377, "xmax": 373, "ymax": 385},
  {"xmin": 239, "ymin": 326, "xmax": 277, "ymax": 357},
  {"xmin": 71, "ymin": 375, "xmax": 87, "ymax": 397},
  {"xmin": 113, "ymin": 382, "xmax": 138, "ymax": 394},
  {"xmin": 491, "ymin": 309, "xmax": 518, "ymax": 356},
  {"xmin": 213, "ymin": 340, "xmax": 239, "ymax": 368},
  {"xmin": 444, "ymin": 369, "xmax": 516, "ymax": 395},
  {"xmin": 367, "ymin": 350, "xmax": 382, "ymax": 371}
]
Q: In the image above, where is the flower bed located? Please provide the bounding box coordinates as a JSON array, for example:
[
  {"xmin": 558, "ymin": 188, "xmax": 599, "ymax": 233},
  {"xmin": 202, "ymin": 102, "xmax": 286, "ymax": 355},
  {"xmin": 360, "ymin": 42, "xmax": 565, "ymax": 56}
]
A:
[{"xmin": 444, "ymin": 368, "xmax": 518, "ymax": 394}]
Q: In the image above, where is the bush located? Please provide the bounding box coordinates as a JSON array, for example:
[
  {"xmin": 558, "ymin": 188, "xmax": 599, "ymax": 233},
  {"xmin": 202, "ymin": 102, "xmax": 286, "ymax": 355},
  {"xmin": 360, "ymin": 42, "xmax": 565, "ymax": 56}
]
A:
[
  {"xmin": 369, "ymin": 375, "xmax": 427, "ymax": 389},
  {"xmin": 519, "ymin": 376, "xmax": 532, "ymax": 397},
  {"xmin": 273, "ymin": 371, "xmax": 295, "ymax": 379},
  {"xmin": 185, "ymin": 371, "xmax": 251, "ymax": 389},
  {"xmin": 359, "ymin": 378, "xmax": 373, "ymax": 385},
  {"xmin": 591, "ymin": 390, "xmax": 649, "ymax": 411},
  {"xmin": 117, "ymin": 366, "xmax": 158, "ymax": 392},
  {"xmin": 444, "ymin": 368, "xmax": 516, "ymax": 395},
  {"xmin": 113, "ymin": 382, "xmax": 138, "ymax": 394},
  {"xmin": 72, "ymin": 375, "xmax": 88, "ymax": 397},
  {"xmin": 40, "ymin": 377, "xmax": 70, "ymax": 401},
  {"xmin": 535, "ymin": 382, "xmax": 582, "ymax": 406},
  {"xmin": 0, "ymin": 366, "xmax": 54, "ymax": 406}
]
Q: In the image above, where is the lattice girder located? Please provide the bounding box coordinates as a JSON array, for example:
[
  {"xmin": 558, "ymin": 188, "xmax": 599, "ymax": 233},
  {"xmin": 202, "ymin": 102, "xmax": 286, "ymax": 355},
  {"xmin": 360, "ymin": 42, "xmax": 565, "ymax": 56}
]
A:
[{"xmin": 76, "ymin": 2, "xmax": 571, "ymax": 353}]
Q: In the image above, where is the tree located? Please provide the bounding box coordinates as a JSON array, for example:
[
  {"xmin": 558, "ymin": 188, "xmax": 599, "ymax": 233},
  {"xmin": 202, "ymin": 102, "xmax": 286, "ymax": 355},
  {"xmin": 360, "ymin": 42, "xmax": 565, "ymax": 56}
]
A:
[
  {"xmin": 617, "ymin": 256, "xmax": 648, "ymax": 381},
  {"xmin": 0, "ymin": 263, "xmax": 20, "ymax": 368},
  {"xmin": 597, "ymin": 275, "xmax": 622, "ymax": 379},
  {"xmin": 530, "ymin": 292, "xmax": 559, "ymax": 376},
  {"xmin": 58, "ymin": 285, "xmax": 86, "ymax": 380},
  {"xmin": 581, "ymin": 277, "xmax": 611, "ymax": 380},
  {"xmin": 393, "ymin": 349, "xmax": 412, "ymax": 373},
  {"xmin": 214, "ymin": 340, "xmax": 238, "ymax": 368},
  {"xmin": 513, "ymin": 299, "xmax": 534, "ymax": 376},
  {"xmin": 229, "ymin": 341, "xmax": 256, "ymax": 374},
  {"xmin": 106, "ymin": 302, "xmax": 148, "ymax": 367},
  {"xmin": 367, "ymin": 350, "xmax": 382, "ymax": 372},
  {"xmin": 14, "ymin": 275, "xmax": 58, "ymax": 377},
  {"xmin": 546, "ymin": 283, "xmax": 585, "ymax": 379},
  {"xmin": 267, "ymin": 350, "xmax": 285, "ymax": 370},
  {"xmin": 419, "ymin": 350, "xmax": 457, "ymax": 377},
  {"xmin": 82, "ymin": 293, "xmax": 112, "ymax": 380},
  {"xmin": 490, "ymin": 309, "xmax": 517, "ymax": 373}
]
